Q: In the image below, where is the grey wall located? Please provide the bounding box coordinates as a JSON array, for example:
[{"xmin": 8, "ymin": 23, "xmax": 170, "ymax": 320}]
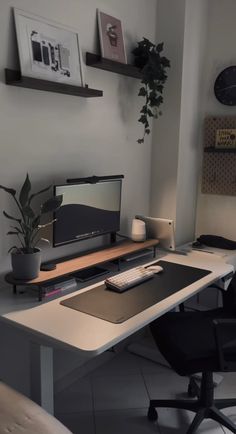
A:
[
  {"xmin": 0, "ymin": 0, "xmax": 157, "ymax": 273},
  {"xmin": 0, "ymin": 0, "xmax": 158, "ymax": 394},
  {"xmin": 150, "ymin": 0, "xmax": 208, "ymax": 246},
  {"xmin": 175, "ymin": 0, "xmax": 208, "ymax": 245},
  {"xmin": 196, "ymin": 0, "xmax": 236, "ymax": 240},
  {"xmin": 150, "ymin": 0, "xmax": 186, "ymax": 223}
]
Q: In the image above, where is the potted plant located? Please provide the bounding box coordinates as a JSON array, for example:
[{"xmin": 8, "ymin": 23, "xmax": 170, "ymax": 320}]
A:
[
  {"xmin": 132, "ymin": 38, "xmax": 170, "ymax": 144},
  {"xmin": 0, "ymin": 174, "xmax": 63, "ymax": 280}
]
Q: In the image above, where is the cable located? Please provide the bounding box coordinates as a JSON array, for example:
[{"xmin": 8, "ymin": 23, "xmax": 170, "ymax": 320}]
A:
[{"xmin": 116, "ymin": 233, "xmax": 130, "ymax": 240}]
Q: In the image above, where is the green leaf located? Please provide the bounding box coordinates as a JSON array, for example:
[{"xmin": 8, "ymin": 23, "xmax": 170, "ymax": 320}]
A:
[
  {"xmin": 140, "ymin": 106, "xmax": 148, "ymax": 114},
  {"xmin": 149, "ymin": 94, "xmax": 163, "ymax": 107},
  {"xmin": 145, "ymin": 129, "xmax": 151, "ymax": 135},
  {"xmin": 156, "ymin": 85, "xmax": 163, "ymax": 93},
  {"xmin": 138, "ymin": 115, "xmax": 147, "ymax": 125},
  {"xmin": 29, "ymin": 185, "xmax": 51, "ymax": 204},
  {"xmin": 138, "ymin": 87, "xmax": 147, "ymax": 97},
  {"xmin": 23, "ymin": 205, "xmax": 35, "ymax": 219},
  {"xmin": 161, "ymin": 56, "xmax": 170, "ymax": 68},
  {"xmin": 8, "ymin": 246, "xmax": 21, "ymax": 254},
  {"xmin": 32, "ymin": 215, "xmax": 40, "ymax": 229},
  {"xmin": 0, "ymin": 185, "xmax": 16, "ymax": 196},
  {"xmin": 3, "ymin": 211, "xmax": 21, "ymax": 223},
  {"xmin": 19, "ymin": 174, "xmax": 31, "ymax": 208},
  {"xmin": 41, "ymin": 195, "xmax": 63, "ymax": 214},
  {"xmin": 7, "ymin": 231, "xmax": 19, "ymax": 235},
  {"xmin": 147, "ymin": 109, "xmax": 154, "ymax": 117},
  {"xmin": 137, "ymin": 138, "xmax": 144, "ymax": 144},
  {"xmin": 10, "ymin": 226, "xmax": 23, "ymax": 234}
]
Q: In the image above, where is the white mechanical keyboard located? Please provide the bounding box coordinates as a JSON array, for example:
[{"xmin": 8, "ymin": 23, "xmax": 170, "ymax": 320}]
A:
[{"xmin": 105, "ymin": 266, "xmax": 155, "ymax": 293}]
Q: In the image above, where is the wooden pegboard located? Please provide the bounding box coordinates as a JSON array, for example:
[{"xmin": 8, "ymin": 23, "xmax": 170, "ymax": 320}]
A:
[{"xmin": 202, "ymin": 116, "xmax": 236, "ymax": 195}]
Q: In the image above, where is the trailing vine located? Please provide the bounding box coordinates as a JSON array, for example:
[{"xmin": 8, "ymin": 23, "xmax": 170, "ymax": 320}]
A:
[{"xmin": 132, "ymin": 38, "xmax": 170, "ymax": 144}]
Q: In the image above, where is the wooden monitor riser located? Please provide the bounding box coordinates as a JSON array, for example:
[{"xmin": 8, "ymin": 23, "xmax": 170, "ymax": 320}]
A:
[{"xmin": 5, "ymin": 239, "xmax": 159, "ymax": 287}]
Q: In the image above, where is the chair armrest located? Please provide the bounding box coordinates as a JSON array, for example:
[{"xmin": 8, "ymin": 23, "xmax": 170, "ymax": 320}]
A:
[
  {"xmin": 210, "ymin": 284, "xmax": 225, "ymax": 293},
  {"xmin": 213, "ymin": 318, "xmax": 236, "ymax": 371},
  {"xmin": 211, "ymin": 271, "xmax": 234, "ymax": 292}
]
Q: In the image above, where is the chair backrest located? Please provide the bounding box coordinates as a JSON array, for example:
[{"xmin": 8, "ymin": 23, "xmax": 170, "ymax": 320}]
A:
[{"xmin": 222, "ymin": 272, "xmax": 236, "ymax": 313}]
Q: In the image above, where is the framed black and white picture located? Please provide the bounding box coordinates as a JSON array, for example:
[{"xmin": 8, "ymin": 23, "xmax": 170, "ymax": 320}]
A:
[
  {"xmin": 97, "ymin": 10, "xmax": 127, "ymax": 64},
  {"xmin": 14, "ymin": 8, "xmax": 84, "ymax": 86}
]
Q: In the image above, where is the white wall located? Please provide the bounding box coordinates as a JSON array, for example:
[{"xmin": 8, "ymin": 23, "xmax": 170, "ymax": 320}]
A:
[
  {"xmin": 150, "ymin": 0, "xmax": 208, "ymax": 245},
  {"xmin": 196, "ymin": 0, "xmax": 236, "ymax": 239},
  {"xmin": 0, "ymin": 0, "xmax": 157, "ymax": 273},
  {"xmin": 175, "ymin": 0, "xmax": 208, "ymax": 245},
  {"xmin": 150, "ymin": 0, "xmax": 186, "ymax": 222},
  {"xmin": 0, "ymin": 0, "xmax": 158, "ymax": 394}
]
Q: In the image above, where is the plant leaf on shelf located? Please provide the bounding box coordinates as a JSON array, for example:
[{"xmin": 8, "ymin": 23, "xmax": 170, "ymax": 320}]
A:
[
  {"xmin": 1, "ymin": 175, "xmax": 62, "ymax": 254},
  {"xmin": 8, "ymin": 246, "xmax": 22, "ymax": 254},
  {"xmin": 23, "ymin": 205, "xmax": 35, "ymax": 219},
  {"xmin": 3, "ymin": 211, "xmax": 21, "ymax": 223},
  {"xmin": 41, "ymin": 195, "xmax": 63, "ymax": 214},
  {"xmin": 10, "ymin": 226, "xmax": 23, "ymax": 234},
  {"xmin": 19, "ymin": 173, "xmax": 31, "ymax": 208},
  {"xmin": 0, "ymin": 185, "xmax": 16, "ymax": 196},
  {"xmin": 32, "ymin": 215, "xmax": 40, "ymax": 229},
  {"xmin": 28, "ymin": 185, "xmax": 51, "ymax": 204}
]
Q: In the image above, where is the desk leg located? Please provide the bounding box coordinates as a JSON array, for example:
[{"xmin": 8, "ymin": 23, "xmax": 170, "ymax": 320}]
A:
[{"xmin": 30, "ymin": 343, "xmax": 54, "ymax": 415}]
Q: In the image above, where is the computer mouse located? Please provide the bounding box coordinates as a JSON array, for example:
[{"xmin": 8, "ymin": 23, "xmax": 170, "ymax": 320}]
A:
[{"xmin": 147, "ymin": 265, "xmax": 163, "ymax": 273}]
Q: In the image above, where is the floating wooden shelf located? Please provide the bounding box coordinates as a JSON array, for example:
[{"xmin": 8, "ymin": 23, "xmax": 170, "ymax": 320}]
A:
[
  {"xmin": 5, "ymin": 69, "xmax": 103, "ymax": 98},
  {"xmin": 86, "ymin": 52, "xmax": 143, "ymax": 79},
  {"xmin": 5, "ymin": 239, "xmax": 159, "ymax": 288},
  {"xmin": 204, "ymin": 147, "xmax": 236, "ymax": 153}
]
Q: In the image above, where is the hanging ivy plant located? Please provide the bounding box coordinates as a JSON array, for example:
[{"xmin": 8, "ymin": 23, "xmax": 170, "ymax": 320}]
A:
[{"xmin": 132, "ymin": 38, "xmax": 170, "ymax": 144}]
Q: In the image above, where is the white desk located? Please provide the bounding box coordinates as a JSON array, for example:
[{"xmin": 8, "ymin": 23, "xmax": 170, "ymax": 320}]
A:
[{"xmin": 0, "ymin": 250, "xmax": 233, "ymax": 414}]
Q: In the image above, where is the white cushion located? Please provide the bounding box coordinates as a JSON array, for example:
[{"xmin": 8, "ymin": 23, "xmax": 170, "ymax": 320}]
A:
[{"xmin": 0, "ymin": 382, "xmax": 72, "ymax": 434}]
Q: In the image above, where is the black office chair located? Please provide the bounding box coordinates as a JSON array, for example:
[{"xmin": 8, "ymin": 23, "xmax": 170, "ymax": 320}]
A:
[{"xmin": 148, "ymin": 272, "xmax": 236, "ymax": 434}]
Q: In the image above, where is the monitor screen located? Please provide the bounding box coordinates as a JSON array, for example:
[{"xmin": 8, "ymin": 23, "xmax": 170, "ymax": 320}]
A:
[{"xmin": 53, "ymin": 179, "xmax": 122, "ymax": 247}]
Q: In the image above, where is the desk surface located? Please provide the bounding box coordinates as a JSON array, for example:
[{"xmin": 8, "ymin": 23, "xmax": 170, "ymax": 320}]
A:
[{"xmin": 0, "ymin": 251, "xmax": 233, "ymax": 356}]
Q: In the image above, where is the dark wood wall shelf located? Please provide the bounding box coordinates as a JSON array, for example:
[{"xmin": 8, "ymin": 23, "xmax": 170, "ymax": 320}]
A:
[
  {"xmin": 204, "ymin": 147, "xmax": 236, "ymax": 153},
  {"xmin": 5, "ymin": 69, "xmax": 103, "ymax": 98},
  {"xmin": 86, "ymin": 53, "xmax": 142, "ymax": 79}
]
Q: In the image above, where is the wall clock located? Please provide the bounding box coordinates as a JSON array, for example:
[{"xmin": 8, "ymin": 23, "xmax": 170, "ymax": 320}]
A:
[{"xmin": 214, "ymin": 66, "xmax": 236, "ymax": 106}]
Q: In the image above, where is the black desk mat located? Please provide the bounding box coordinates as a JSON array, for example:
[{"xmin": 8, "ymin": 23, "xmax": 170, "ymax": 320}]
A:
[{"xmin": 60, "ymin": 261, "xmax": 211, "ymax": 323}]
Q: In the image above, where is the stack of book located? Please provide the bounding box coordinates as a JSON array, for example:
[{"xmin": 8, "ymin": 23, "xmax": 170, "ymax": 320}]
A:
[{"xmin": 42, "ymin": 277, "xmax": 77, "ymax": 298}]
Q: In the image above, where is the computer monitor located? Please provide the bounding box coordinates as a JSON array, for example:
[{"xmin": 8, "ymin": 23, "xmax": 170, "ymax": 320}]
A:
[{"xmin": 53, "ymin": 178, "xmax": 122, "ymax": 247}]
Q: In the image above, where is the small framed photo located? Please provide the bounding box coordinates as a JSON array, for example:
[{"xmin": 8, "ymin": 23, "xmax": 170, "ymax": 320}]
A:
[
  {"xmin": 97, "ymin": 10, "xmax": 127, "ymax": 64},
  {"xmin": 14, "ymin": 8, "xmax": 84, "ymax": 86}
]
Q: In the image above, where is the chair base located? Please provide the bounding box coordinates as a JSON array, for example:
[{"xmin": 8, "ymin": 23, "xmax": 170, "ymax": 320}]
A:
[{"xmin": 148, "ymin": 372, "xmax": 236, "ymax": 434}]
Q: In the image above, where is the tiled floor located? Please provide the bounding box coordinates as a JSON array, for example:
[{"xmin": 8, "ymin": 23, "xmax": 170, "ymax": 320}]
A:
[{"xmin": 55, "ymin": 350, "xmax": 236, "ymax": 434}]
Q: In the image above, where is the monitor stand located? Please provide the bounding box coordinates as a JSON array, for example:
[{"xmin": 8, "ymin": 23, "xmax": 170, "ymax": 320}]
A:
[{"xmin": 73, "ymin": 266, "xmax": 109, "ymax": 282}]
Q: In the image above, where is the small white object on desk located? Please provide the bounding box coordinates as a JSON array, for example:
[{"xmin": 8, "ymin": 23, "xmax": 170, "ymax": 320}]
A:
[
  {"xmin": 131, "ymin": 218, "xmax": 146, "ymax": 242},
  {"xmin": 147, "ymin": 265, "xmax": 163, "ymax": 273}
]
